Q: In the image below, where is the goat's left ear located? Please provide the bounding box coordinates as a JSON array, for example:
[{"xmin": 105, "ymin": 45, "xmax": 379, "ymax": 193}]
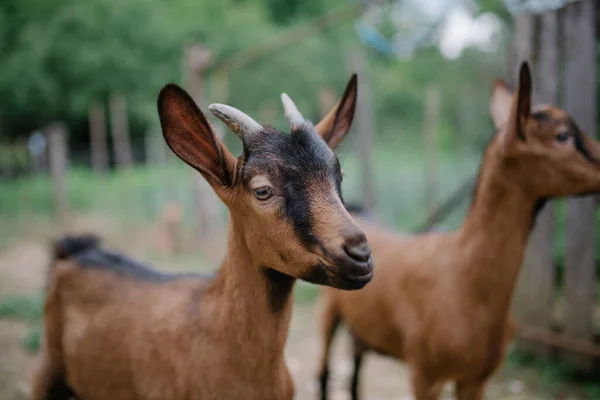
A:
[
  {"xmin": 490, "ymin": 80, "xmax": 513, "ymax": 131},
  {"xmin": 504, "ymin": 62, "xmax": 532, "ymax": 149},
  {"xmin": 315, "ymin": 74, "xmax": 358, "ymax": 149}
]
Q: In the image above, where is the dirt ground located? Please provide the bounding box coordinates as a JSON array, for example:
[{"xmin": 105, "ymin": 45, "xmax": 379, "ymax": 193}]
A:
[{"xmin": 0, "ymin": 235, "xmax": 589, "ymax": 400}]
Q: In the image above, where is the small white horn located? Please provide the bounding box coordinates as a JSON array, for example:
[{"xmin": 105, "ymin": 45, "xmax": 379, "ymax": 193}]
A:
[
  {"xmin": 208, "ymin": 104, "xmax": 262, "ymax": 139},
  {"xmin": 281, "ymin": 93, "xmax": 306, "ymax": 130}
]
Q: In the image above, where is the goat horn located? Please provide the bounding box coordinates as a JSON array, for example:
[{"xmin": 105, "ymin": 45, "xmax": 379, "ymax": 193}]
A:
[
  {"xmin": 281, "ymin": 93, "xmax": 306, "ymax": 130},
  {"xmin": 208, "ymin": 104, "xmax": 262, "ymax": 139}
]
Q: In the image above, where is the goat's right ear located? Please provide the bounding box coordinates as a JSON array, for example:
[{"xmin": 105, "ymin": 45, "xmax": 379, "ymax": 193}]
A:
[
  {"xmin": 315, "ymin": 74, "xmax": 358, "ymax": 149},
  {"xmin": 158, "ymin": 84, "xmax": 235, "ymax": 187}
]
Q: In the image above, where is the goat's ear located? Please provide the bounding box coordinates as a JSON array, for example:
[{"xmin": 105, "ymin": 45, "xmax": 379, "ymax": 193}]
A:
[
  {"xmin": 496, "ymin": 62, "xmax": 532, "ymax": 150},
  {"xmin": 158, "ymin": 84, "xmax": 235, "ymax": 187},
  {"xmin": 489, "ymin": 80, "xmax": 513, "ymax": 131},
  {"xmin": 315, "ymin": 74, "xmax": 358, "ymax": 149}
]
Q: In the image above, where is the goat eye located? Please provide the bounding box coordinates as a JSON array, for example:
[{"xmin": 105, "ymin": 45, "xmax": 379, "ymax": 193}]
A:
[
  {"xmin": 252, "ymin": 186, "xmax": 274, "ymax": 201},
  {"xmin": 556, "ymin": 130, "xmax": 570, "ymax": 142}
]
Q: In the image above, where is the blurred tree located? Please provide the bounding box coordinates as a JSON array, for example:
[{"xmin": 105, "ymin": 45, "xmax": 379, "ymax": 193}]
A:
[
  {"xmin": 0, "ymin": 0, "xmax": 518, "ymax": 160},
  {"xmin": 475, "ymin": 0, "xmax": 511, "ymax": 25}
]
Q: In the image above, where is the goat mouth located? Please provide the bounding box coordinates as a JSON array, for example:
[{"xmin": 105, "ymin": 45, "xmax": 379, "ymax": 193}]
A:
[{"xmin": 320, "ymin": 257, "xmax": 374, "ymax": 290}]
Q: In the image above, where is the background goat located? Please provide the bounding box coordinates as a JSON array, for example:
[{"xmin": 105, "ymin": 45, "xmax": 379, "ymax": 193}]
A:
[
  {"xmin": 31, "ymin": 75, "xmax": 374, "ymax": 400},
  {"xmin": 316, "ymin": 62, "xmax": 600, "ymax": 400}
]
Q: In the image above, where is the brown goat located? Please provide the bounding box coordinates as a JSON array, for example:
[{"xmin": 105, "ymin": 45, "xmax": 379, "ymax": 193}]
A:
[
  {"xmin": 317, "ymin": 62, "xmax": 600, "ymax": 400},
  {"xmin": 31, "ymin": 75, "xmax": 375, "ymax": 400}
]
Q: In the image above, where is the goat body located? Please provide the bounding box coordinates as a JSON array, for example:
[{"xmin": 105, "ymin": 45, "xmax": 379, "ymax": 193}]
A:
[
  {"xmin": 317, "ymin": 63, "xmax": 600, "ymax": 400},
  {"xmin": 36, "ymin": 235, "xmax": 294, "ymax": 400},
  {"xmin": 33, "ymin": 76, "xmax": 372, "ymax": 400}
]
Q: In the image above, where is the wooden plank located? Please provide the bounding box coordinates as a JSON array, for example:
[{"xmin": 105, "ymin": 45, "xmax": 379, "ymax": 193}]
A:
[
  {"xmin": 89, "ymin": 103, "xmax": 108, "ymax": 173},
  {"xmin": 510, "ymin": 11, "xmax": 537, "ymax": 319},
  {"xmin": 186, "ymin": 45, "xmax": 223, "ymax": 246},
  {"xmin": 348, "ymin": 50, "xmax": 376, "ymax": 211},
  {"xmin": 509, "ymin": 12, "xmax": 550, "ymax": 356},
  {"xmin": 518, "ymin": 9, "xmax": 560, "ymax": 359},
  {"xmin": 563, "ymin": 0, "xmax": 597, "ymax": 371},
  {"xmin": 109, "ymin": 93, "xmax": 133, "ymax": 169},
  {"xmin": 516, "ymin": 324, "xmax": 600, "ymax": 357},
  {"xmin": 509, "ymin": 14, "xmax": 537, "ymax": 87},
  {"xmin": 46, "ymin": 122, "xmax": 69, "ymax": 229}
]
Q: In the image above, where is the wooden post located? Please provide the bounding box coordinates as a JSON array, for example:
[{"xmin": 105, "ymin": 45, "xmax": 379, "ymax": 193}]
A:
[
  {"xmin": 348, "ymin": 50, "xmax": 376, "ymax": 211},
  {"xmin": 89, "ymin": 103, "xmax": 108, "ymax": 173},
  {"xmin": 516, "ymin": 9, "xmax": 559, "ymax": 359},
  {"xmin": 510, "ymin": 14, "xmax": 537, "ymax": 87},
  {"xmin": 185, "ymin": 44, "xmax": 222, "ymax": 242},
  {"xmin": 563, "ymin": 0, "xmax": 596, "ymax": 371},
  {"xmin": 27, "ymin": 131, "xmax": 47, "ymax": 174},
  {"xmin": 422, "ymin": 86, "xmax": 441, "ymax": 215},
  {"xmin": 46, "ymin": 122, "xmax": 69, "ymax": 229},
  {"xmin": 510, "ymin": 11, "xmax": 543, "ymax": 352},
  {"xmin": 109, "ymin": 92, "xmax": 133, "ymax": 169}
]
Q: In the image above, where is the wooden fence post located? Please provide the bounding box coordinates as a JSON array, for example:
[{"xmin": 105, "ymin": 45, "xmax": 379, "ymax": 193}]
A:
[
  {"xmin": 47, "ymin": 122, "xmax": 69, "ymax": 229},
  {"xmin": 109, "ymin": 93, "xmax": 133, "ymax": 169},
  {"xmin": 348, "ymin": 50, "xmax": 376, "ymax": 211},
  {"xmin": 422, "ymin": 86, "xmax": 441, "ymax": 215},
  {"xmin": 510, "ymin": 11, "xmax": 542, "ymax": 350},
  {"xmin": 89, "ymin": 103, "xmax": 108, "ymax": 173},
  {"xmin": 563, "ymin": 0, "xmax": 596, "ymax": 371},
  {"xmin": 185, "ymin": 44, "xmax": 223, "ymax": 243},
  {"xmin": 518, "ymin": 9, "xmax": 559, "ymax": 359}
]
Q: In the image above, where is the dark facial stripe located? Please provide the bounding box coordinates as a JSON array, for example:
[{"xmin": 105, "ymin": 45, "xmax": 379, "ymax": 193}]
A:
[
  {"xmin": 262, "ymin": 267, "xmax": 295, "ymax": 313},
  {"xmin": 531, "ymin": 111, "xmax": 551, "ymax": 121},
  {"xmin": 530, "ymin": 198, "xmax": 548, "ymax": 229},
  {"xmin": 570, "ymin": 120, "xmax": 596, "ymax": 163},
  {"xmin": 283, "ymin": 181, "xmax": 317, "ymax": 246},
  {"xmin": 242, "ymin": 125, "xmax": 343, "ymax": 249}
]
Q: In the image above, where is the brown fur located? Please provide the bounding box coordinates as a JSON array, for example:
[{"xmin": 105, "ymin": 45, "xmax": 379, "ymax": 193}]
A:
[
  {"xmin": 317, "ymin": 63, "xmax": 600, "ymax": 400},
  {"xmin": 32, "ymin": 76, "xmax": 373, "ymax": 400}
]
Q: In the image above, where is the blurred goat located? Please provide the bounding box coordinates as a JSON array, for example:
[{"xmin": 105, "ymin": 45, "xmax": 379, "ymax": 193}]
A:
[
  {"xmin": 31, "ymin": 75, "xmax": 374, "ymax": 400},
  {"xmin": 317, "ymin": 62, "xmax": 600, "ymax": 400}
]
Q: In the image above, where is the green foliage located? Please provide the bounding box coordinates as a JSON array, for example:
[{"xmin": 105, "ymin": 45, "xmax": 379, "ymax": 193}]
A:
[
  {"xmin": 23, "ymin": 324, "xmax": 42, "ymax": 353},
  {"xmin": 0, "ymin": 293, "xmax": 43, "ymax": 322},
  {"xmin": 0, "ymin": 293, "xmax": 44, "ymax": 352},
  {"xmin": 294, "ymin": 282, "xmax": 320, "ymax": 304},
  {"xmin": 0, "ymin": 0, "xmax": 513, "ymax": 160},
  {"xmin": 475, "ymin": 0, "xmax": 512, "ymax": 25},
  {"xmin": 506, "ymin": 347, "xmax": 600, "ymax": 399}
]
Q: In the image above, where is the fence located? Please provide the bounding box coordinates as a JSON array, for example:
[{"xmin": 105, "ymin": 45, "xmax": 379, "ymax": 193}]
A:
[{"xmin": 508, "ymin": 0, "xmax": 600, "ymax": 371}]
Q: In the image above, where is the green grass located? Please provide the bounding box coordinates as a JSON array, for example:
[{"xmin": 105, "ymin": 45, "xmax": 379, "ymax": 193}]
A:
[
  {"xmin": 0, "ymin": 293, "xmax": 44, "ymax": 352},
  {"xmin": 505, "ymin": 346, "xmax": 600, "ymax": 399},
  {"xmin": 0, "ymin": 293, "xmax": 43, "ymax": 322},
  {"xmin": 294, "ymin": 282, "xmax": 320, "ymax": 304}
]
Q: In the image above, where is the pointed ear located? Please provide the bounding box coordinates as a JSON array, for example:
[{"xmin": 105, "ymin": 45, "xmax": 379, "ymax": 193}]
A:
[
  {"xmin": 499, "ymin": 62, "xmax": 532, "ymax": 149},
  {"xmin": 157, "ymin": 84, "xmax": 235, "ymax": 187},
  {"xmin": 489, "ymin": 80, "xmax": 513, "ymax": 130},
  {"xmin": 315, "ymin": 74, "xmax": 358, "ymax": 149}
]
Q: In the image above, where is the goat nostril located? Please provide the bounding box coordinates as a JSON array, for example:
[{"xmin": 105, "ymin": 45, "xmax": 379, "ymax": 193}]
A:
[{"xmin": 343, "ymin": 242, "xmax": 372, "ymax": 263}]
